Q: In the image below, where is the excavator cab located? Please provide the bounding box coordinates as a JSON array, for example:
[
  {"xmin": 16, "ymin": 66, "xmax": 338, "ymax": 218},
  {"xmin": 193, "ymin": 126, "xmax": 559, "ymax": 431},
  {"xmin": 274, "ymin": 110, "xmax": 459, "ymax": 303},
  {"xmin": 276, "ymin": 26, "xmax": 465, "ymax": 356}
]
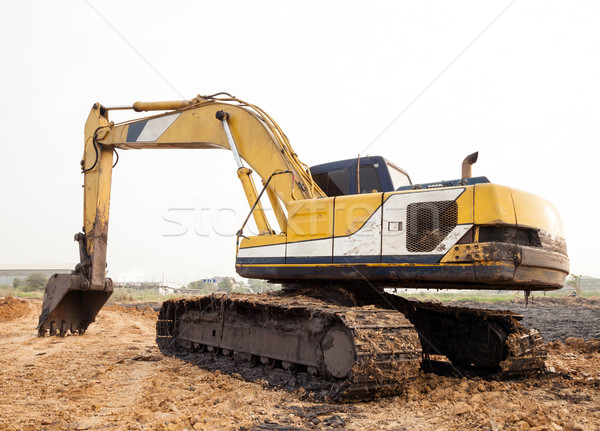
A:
[
  {"xmin": 310, "ymin": 155, "xmax": 492, "ymax": 197},
  {"xmin": 310, "ymin": 156, "xmax": 411, "ymax": 196}
]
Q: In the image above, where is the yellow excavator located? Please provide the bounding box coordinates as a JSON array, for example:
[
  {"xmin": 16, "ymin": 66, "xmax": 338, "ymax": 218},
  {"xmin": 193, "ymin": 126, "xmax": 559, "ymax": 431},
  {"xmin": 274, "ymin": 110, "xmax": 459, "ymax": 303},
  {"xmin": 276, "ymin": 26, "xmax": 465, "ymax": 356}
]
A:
[{"xmin": 38, "ymin": 93, "xmax": 569, "ymax": 400}]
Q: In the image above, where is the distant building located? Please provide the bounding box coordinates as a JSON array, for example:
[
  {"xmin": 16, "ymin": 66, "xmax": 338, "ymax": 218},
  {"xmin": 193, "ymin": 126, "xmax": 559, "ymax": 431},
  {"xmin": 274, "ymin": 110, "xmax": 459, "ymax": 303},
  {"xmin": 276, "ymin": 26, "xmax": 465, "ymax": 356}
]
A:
[
  {"xmin": 0, "ymin": 264, "xmax": 73, "ymax": 286},
  {"xmin": 158, "ymin": 286, "xmax": 180, "ymax": 295},
  {"xmin": 214, "ymin": 276, "xmax": 238, "ymax": 286}
]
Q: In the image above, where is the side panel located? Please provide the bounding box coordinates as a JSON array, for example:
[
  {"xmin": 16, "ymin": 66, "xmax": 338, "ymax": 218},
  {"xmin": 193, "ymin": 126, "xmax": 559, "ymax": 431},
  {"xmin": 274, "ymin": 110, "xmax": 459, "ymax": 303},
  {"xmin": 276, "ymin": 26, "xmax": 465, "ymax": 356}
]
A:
[
  {"xmin": 236, "ymin": 185, "xmax": 567, "ymax": 290},
  {"xmin": 286, "ymin": 198, "xmax": 335, "ymax": 263},
  {"xmin": 237, "ymin": 234, "xmax": 287, "ymax": 264},
  {"xmin": 333, "ymin": 194, "xmax": 383, "ymax": 263},
  {"xmin": 287, "ymin": 198, "xmax": 335, "ymax": 242},
  {"xmin": 381, "ymin": 188, "xmax": 471, "ymax": 259},
  {"xmin": 286, "ymin": 238, "xmax": 333, "ymax": 263},
  {"xmin": 511, "ymin": 188, "xmax": 565, "ymax": 236},
  {"xmin": 239, "ymin": 188, "xmax": 475, "ymax": 266},
  {"xmin": 473, "ymin": 184, "xmax": 516, "ymax": 225}
]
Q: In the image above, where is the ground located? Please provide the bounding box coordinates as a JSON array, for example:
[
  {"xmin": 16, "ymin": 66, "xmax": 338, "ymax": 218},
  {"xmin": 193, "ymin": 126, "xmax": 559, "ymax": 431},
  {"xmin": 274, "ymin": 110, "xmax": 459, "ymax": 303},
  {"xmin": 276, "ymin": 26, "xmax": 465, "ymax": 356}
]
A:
[{"xmin": 0, "ymin": 296, "xmax": 598, "ymax": 431}]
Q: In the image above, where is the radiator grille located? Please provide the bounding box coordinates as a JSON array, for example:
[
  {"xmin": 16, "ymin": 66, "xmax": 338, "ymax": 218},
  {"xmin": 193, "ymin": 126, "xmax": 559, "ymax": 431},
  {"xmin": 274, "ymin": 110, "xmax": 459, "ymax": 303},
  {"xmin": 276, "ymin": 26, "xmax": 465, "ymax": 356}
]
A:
[{"xmin": 406, "ymin": 201, "xmax": 458, "ymax": 252}]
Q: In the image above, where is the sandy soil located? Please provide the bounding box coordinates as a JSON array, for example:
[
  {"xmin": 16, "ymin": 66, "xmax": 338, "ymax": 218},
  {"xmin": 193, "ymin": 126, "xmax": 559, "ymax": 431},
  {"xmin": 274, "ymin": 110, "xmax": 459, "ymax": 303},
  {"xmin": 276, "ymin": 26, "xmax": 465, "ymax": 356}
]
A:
[{"xmin": 0, "ymin": 297, "xmax": 598, "ymax": 431}]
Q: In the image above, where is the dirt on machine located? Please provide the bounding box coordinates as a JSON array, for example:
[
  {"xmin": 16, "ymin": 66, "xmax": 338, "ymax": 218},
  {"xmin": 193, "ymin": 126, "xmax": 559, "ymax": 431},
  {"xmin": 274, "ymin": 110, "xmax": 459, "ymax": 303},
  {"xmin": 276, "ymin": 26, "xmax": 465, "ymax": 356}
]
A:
[{"xmin": 37, "ymin": 93, "xmax": 570, "ymax": 400}]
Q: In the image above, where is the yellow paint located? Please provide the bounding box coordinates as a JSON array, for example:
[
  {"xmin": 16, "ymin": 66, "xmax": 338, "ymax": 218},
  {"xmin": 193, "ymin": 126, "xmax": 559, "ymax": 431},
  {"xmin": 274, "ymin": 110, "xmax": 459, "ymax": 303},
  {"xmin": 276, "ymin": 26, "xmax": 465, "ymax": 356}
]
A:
[
  {"xmin": 473, "ymin": 184, "xmax": 565, "ymax": 236},
  {"xmin": 473, "ymin": 184, "xmax": 516, "ymax": 225},
  {"xmin": 334, "ymin": 193, "xmax": 382, "ymax": 237},
  {"xmin": 511, "ymin": 188, "xmax": 565, "ymax": 236},
  {"xmin": 83, "ymin": 106, "xmax": 110, "ymax": 249},
  {"xmin": 102, "ymin": 99, "xmax": 326, "ymax": 209},
  {"xmin": 264, "ymin": 182, "xmax": 288, "ymax": 234},
  {"xmin": 239, "ymin": 234, "xmax": 286, "ymax": 248},
  {"xmin": 287, "ymin": 198, "xmax": 335, "ymax": 242},
  {"xmin": 132, "ymin": 99, "xmax": 196, "ymax": 112},
  {"xmin": 82, "ymin": 104, "xmax": 114, "ymax": 288},
  {"xmin": 455, "ymin": 187, "xmax": 473, "ymax": 224},
  {"xmin": 236, "ymin": 167, "xmax": 272, "ymax": 235}
]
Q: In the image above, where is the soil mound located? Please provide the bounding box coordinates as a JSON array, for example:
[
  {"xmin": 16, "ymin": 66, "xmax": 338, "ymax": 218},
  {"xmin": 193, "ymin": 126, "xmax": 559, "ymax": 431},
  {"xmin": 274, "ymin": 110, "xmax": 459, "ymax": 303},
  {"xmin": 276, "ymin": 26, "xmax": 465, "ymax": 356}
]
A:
[
  {"xmin": 549, "ymin": 338, "xmax": 600, "ymax": 354},
  {"xmin": 0, "ymin": 296, "xmax": 30, "ymax": 320},
  {"xmin": 104, "ymin": 304, "xmax": 157, "ymax": 318}
]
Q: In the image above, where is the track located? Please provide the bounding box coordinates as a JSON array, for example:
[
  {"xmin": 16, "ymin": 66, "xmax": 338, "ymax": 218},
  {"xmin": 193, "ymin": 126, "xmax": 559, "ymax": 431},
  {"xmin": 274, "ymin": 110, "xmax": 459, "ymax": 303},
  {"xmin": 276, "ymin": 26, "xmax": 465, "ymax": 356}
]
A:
[
  {"xmin": 156, "ymin": 290, "xmax": 548, "ymax": 401},
  {"xmin": 383, "ymin": 294, "xmax": 548, "ymax": 376},
  {"xmin": 156, "ymin": 293, "xmax": 422, "ymax": 401}
]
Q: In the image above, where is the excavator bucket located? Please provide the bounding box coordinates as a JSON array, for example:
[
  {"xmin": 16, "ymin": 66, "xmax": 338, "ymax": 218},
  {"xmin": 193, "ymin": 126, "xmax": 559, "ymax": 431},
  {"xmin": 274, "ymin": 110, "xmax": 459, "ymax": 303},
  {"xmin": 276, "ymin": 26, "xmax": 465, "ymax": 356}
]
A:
[{"xmin": 37, "ymin": 273, "xmax": 113, "ymax": 336}]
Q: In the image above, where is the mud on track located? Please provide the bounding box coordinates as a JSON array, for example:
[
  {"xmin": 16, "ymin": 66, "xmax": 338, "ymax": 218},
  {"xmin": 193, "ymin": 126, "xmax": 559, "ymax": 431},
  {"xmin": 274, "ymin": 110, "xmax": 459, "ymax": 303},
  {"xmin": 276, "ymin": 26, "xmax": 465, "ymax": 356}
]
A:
[{"xmin": 0, "ymin": 297, "xmax": 598, "ymax": 430}]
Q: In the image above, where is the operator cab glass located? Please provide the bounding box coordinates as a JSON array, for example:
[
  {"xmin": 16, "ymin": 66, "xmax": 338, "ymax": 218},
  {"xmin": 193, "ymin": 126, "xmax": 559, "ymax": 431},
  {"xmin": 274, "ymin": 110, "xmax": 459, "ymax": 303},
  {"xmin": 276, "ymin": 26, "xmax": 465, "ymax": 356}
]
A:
[
  {"xmin": 388, "ymin": 164, "xmax": 411, "ymax": 189},
  {"xmin": 358, "ymin": 165, "xmax": 382, "ymax": 194},
  {"xmin": 311, "ymin": 169, "xmax": 351, "ymax": 197},
  {"xmin": 310, "ymin": 156, "xmax": 411, "ymax": 196}
]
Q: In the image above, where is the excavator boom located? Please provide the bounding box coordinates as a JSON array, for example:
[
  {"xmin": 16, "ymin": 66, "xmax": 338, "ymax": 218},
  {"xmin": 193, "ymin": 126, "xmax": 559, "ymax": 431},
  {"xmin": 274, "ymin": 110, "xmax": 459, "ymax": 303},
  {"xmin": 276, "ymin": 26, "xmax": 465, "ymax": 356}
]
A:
[{"xmin": 38, "ymin": 94, "xmax": 326, "ymax": 334}]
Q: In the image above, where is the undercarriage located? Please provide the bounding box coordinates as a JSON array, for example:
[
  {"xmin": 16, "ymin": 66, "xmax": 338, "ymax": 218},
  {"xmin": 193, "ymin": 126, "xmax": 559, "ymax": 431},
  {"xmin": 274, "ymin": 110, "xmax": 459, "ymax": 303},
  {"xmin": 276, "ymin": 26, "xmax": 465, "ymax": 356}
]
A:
[{"xmin": 156, "ymin": 286, "xmax": 546, "ymax": 400}]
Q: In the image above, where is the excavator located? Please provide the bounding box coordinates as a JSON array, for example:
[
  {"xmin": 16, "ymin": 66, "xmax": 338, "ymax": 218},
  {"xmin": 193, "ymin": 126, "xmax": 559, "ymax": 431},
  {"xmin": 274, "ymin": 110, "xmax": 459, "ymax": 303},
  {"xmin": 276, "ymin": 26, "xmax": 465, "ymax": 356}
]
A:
[{"xmin": 37, "ymin": 93, "xmax": 569, "ymax": 400}]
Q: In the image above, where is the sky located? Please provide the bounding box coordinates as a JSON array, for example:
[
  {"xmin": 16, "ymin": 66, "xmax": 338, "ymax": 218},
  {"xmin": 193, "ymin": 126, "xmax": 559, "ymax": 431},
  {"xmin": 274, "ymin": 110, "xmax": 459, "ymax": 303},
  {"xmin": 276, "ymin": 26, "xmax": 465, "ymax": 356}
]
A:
[{"xmin": 1, "ymin": 1, "xmax": 599, "ymax": 284}]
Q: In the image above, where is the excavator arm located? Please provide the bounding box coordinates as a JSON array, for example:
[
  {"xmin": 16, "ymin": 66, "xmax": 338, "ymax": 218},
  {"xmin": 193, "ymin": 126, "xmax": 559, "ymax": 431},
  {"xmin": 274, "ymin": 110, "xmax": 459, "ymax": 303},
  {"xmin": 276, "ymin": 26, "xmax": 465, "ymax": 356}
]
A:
[{"xmin": 38, "ymin": 94, "xmax": 325, "ymax": 335}]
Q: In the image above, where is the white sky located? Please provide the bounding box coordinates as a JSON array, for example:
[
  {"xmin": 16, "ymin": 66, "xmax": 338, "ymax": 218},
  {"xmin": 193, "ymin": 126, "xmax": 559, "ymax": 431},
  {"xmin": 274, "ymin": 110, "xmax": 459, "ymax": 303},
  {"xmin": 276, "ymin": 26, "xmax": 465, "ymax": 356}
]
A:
[{"xmin": 1, "ymin": 1, "xmax": 599, "ymax": 283}]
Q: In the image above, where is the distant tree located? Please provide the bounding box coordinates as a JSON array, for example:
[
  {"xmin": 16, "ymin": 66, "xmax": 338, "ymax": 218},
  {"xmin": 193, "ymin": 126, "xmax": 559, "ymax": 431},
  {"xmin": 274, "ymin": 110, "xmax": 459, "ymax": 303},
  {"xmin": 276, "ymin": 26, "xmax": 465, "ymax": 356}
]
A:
[
  {"xmin": 22, "ymin": 273, "xmax": 49, "ymax": 292},
  {"xmin": 187, "ymin": 279, "xmax": 218, "ymax": 295},
  {"xmin": 218, "ymin": 277, "xmax": 233, "ymax": 293},
  {"xmin": 232, "ymin": 279, "xmax": 248, "ymax": 293},
  {"xmin": 12, "ymin": 277, "xmax": 22, "ymax": 289},
  {"xmin": 188, "ymin": 280, "xmax": 207, "ymax": 290},
  {"xmin": 566, "ymin": 274, "xmax": 583, "ymax": 296}
]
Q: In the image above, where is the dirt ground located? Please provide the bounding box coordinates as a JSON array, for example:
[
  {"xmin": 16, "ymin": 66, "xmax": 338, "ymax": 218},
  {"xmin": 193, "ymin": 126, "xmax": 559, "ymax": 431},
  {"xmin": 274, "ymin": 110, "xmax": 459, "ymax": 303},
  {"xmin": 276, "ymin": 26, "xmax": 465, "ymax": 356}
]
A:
[
  {"xmin": 0, "ymin": 297, "xmax": 599, "ymax": 431},
  {"xmin": 446, "ymin": 296, "xmax": 600, "ymax": 342}
]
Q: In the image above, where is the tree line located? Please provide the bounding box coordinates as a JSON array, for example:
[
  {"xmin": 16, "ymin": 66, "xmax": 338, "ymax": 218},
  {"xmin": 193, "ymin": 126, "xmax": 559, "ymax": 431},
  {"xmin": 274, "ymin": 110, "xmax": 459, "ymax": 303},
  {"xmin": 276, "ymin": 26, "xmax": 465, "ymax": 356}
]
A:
[{"xmin": 11, "ymin": 273, "xmax": 49, "ymax": 292}]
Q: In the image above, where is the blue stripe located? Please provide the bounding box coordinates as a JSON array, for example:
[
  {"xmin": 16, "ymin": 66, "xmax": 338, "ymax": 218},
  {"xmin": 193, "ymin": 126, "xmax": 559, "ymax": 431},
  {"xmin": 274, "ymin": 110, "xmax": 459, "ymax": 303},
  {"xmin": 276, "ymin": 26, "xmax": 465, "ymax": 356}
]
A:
[
  {"xmin": 237, "ymin": 263, "xmax": 477, "ymax": 286},
  {"xmin": 285, "ymin": 256, "xmax": 332, "ymax": 264},
  {"xmin": 236, "ymin": 254, "xmax": 444, "ymax": 266},
  {"xmin": 236, "ymin": 257, "xmax": 285, "ymax": 265},
  {"xmin": 381, "ymin": 254, "xmax": 442, "ymax": 264}
]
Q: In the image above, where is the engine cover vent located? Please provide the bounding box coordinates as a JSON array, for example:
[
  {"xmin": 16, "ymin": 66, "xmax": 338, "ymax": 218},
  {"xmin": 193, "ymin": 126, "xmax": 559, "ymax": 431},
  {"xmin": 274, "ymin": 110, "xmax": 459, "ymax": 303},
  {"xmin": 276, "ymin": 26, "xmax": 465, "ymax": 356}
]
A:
[{"xmin": 406, "ymin": 200, "xmax": 458, "ymax": 252}]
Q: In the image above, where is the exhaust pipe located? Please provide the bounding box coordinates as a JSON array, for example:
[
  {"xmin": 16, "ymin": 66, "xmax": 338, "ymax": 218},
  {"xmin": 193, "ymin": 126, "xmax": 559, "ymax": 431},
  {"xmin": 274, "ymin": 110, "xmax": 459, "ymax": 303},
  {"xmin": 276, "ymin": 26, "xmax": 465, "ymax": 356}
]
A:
[{"xmin": 461, "ymin": 152, "xmax": 478, "ymax": 179}]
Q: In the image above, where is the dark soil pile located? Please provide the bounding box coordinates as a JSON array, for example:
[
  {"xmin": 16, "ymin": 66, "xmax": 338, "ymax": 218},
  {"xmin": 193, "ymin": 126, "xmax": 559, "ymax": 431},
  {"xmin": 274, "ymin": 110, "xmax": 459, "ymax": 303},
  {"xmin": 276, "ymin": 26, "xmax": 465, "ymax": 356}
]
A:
[{"xmin": 448, "ymin": 296, "xmax": 600, "ymax": 341}]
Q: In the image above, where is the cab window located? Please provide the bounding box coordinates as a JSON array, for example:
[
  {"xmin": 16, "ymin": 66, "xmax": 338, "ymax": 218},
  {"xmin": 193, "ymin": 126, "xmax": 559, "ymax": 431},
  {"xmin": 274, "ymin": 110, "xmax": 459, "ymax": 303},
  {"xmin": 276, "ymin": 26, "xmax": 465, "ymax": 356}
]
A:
[
  {"xmin": 313, "ymin": 169, "xmax": 350, "ymax": 196},
  {"xmin": 358, "ymin": 165, "xmax": 381, "ymax": 193},
  {"xmin": 388, "ymin": 164, "xmax": 411, "ymax": 188}
]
